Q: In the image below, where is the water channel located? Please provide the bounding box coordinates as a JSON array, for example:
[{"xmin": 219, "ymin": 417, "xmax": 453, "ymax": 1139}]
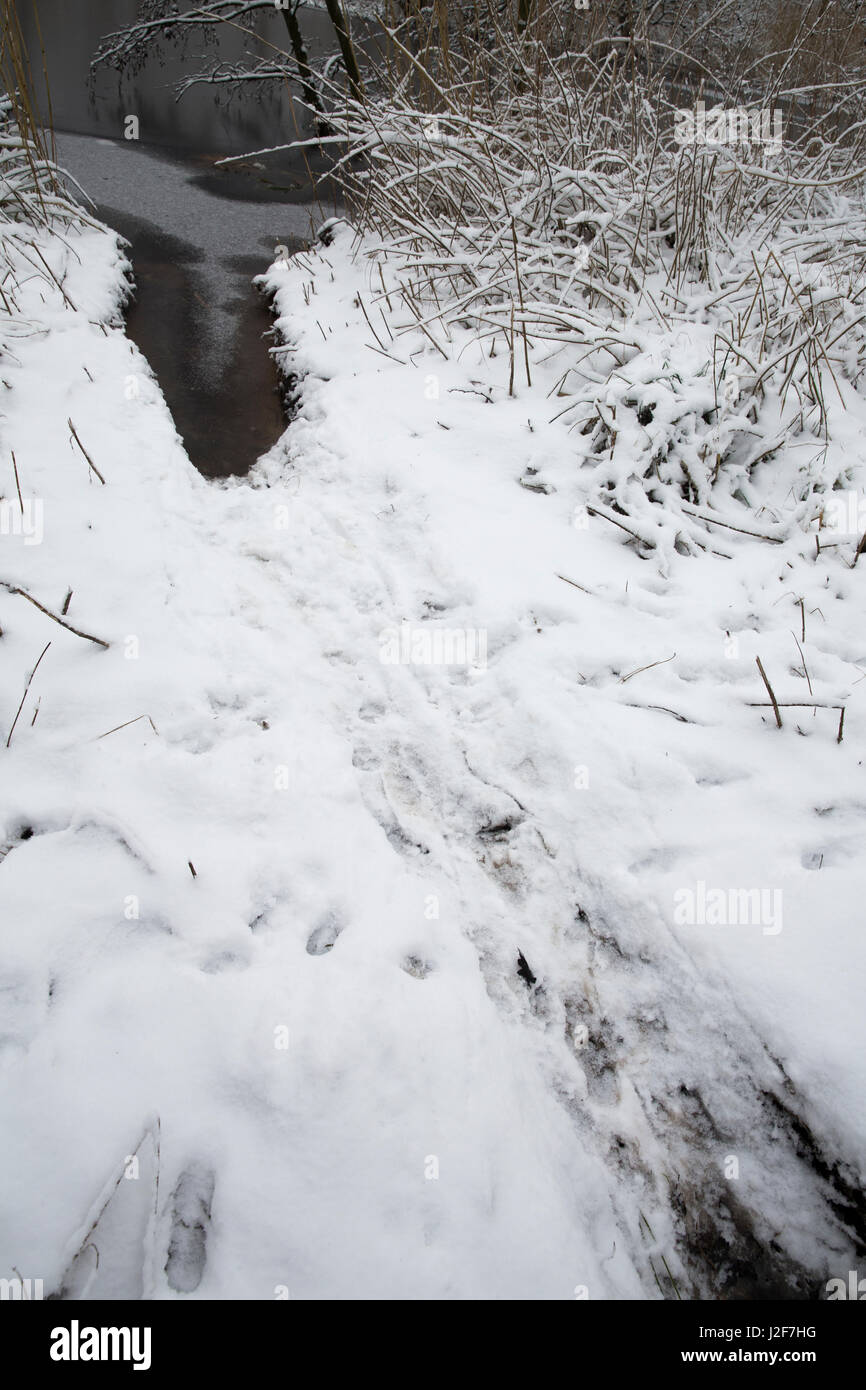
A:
[{"xmin": 17, "ymin": 0, "xmax": 346, "ymax": 476}]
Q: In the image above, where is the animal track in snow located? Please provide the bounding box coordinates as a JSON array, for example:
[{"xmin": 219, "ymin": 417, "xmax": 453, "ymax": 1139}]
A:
[
  {"xmin": 198, "ymin": 950, "xmax": 249, "ymax": 974},
  {"xmin": 401, "ymin": 955, "xmax": 434, "ymax": 979},
  {"xmin": 305, "ymin": 911, "xmax": 346, "ymax": 956},
  {"xmin": 165, "ymin": 1163, "xmax": 215, "ymax": 1294}
]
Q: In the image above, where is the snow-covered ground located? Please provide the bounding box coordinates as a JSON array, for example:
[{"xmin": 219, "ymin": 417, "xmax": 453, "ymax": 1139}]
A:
[{"xmin": 1, "ymin": 204, "xmax": 864, "ymax": 1299}]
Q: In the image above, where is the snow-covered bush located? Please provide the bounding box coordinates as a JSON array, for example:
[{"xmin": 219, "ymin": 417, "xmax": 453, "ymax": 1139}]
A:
[{"xmin": 287, "ymin": 4, "xmax": 866, "ymax": 564}]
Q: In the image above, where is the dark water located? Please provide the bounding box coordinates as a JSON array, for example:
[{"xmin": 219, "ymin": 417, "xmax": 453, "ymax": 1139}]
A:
[
  {"xmin": 18, "ymin": 1, "xmax": 351, "ymax": 477},
  {"xmin": 106, "ymin": 204, "xmax": 298, "ymax": 479},
  {"xmin": 17, "ymin": 0, "xmax": 333, "ymax": 151}
]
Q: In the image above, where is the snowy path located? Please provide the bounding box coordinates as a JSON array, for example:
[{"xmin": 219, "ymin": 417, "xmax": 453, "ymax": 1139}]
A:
[{"xmin": 0, "ymin": 214, "xmax": 863, "ymax": 1299}]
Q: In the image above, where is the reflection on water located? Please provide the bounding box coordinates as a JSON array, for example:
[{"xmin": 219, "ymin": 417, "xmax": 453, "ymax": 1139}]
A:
[
  {"xmin": 55, "ymin": 130, "xmax": 323, "ymax": 479},
  {"xmin": 110, "ymin": 207, "xmax": 298, "ymax": 479},
  {"xmin": 21, "ymin": 0, "xmax": 350, "ymax": 478},
  {"xmin": 16, "ymin": 0, "xmax": 333, "ymax": 152}
]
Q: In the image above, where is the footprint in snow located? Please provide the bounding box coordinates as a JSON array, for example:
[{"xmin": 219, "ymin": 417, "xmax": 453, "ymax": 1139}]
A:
[
  {"xmin": 198, "ymin": 949, "xmax": 249, "ymax": 974},
  {"xmin": 165, "ymin": 1164, "xmax": 215, "ymax": 1294},
  {"xmin": 305, "ymin": 911, "xmax": 346, "ymax": 956},
  {"xmin": 401, "ymin": 955, "xmax": 434, "ymax": 979}
]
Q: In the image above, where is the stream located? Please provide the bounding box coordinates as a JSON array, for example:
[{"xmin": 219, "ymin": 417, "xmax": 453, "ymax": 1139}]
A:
[{"xmin": 17, "ymin": 0, "xmax": 344, "ymax": 477}]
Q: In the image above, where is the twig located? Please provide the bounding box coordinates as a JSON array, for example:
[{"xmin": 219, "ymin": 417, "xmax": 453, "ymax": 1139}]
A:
[
  {"xmin": 6, "ymin": 641, "xmax": 50, "ymax": 747},
  {"xmin": 620, "ymin": 652, "xmax": 676, "ymax": 684},
  {"xmin": 556, "ymin": 573, "xmax": 592, "ymax": 594},
  {"xmin": 0, "ymin": 582, "xmax": 109, "ymax": 648},
  {"xmin": 622, "ymin": 703, "xmax": 692, "ymax": 723},
  {"xmin": 511, "ymin": 217, "xmax": 531, "ymax": 388},
  {"xmin": 679, "ymin": 502, "xmax": 784, "ymax": 543},
  {"xmin": 792, "ymin": 633, "xmax": 813, "ymax": 695},
  {"xmin": 67, "ymin": 418, "xmax": 106, "ymax": 485},
  {"xmin": 748, "ymin": 701, "xmax": 844, "ymax": 708},
  {"xmin": 364, "ymin": 343, "xmax": 409, "ymax": 365},
  {"xmin": 755, "ymin": 655, "xmax": 782, "ymax": 728},
  {"xmin": 95, "ymin": 714, "xmax": 159, "ymax": 741},
  {"xmin": 586, "ymin": 504, "xmax": 649, "ymax": 546},
  {"xmin": 10, "ymin": 450, "xmax": 22, "ymax": 511},
  {"xmin": 357, "ymin": 292, "xmax": 388, "ymax": 352}
]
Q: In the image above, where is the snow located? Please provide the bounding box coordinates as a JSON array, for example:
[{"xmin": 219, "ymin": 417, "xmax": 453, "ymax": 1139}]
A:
[{"xmin": 0, "ymin": 201, "xmax": 864, "ymax": 1299}]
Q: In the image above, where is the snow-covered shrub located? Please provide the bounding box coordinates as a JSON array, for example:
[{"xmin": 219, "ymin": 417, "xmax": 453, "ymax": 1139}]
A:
[{"xmin": 286, "ymin": 5, "xmax": 866, "ymax": 563}]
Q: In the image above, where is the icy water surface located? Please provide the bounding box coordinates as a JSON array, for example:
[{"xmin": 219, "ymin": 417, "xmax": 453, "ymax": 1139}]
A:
[
  {"xmin": 55, "ymin": 133, "xmax": 335, "ymax": 477},
  {"xmin": 16, "ymin": 0, "xmax": 331, "ymax": 153},
  {"xmin": 20, "ymin": 1, "xmax": 346, "ymax": 476},
  {"xmin": 54, "ymin": 134, "xmax": 332, "ymax": 478}
]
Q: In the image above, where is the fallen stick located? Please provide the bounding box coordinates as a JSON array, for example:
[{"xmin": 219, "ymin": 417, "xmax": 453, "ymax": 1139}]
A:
[
  {"xmin": 747, "ymin": 701, "xmax": 845, "ymax": 707},
  {"xmin": 6, "ymin": 641, "xmax": 50, "ymax": 747},
  {"xmin": 67, "ymin": 418, "xmax": 106, "ymax": 485},
  {"xmin": 357, "ymin": 292, "xmax": 388, "ymax": 352},
  {"xmin": 679, "ymin": 502, "xmax": 785, "ymax": 543},
  {"xmin": 10, "ymin": 450, "xmax": 22, "ymax": 511},
  {"xmin": 95, "ymin": 714, "xmax": 159, "ymax": 741},
  {"xmin": 620, "ymin": 652, "xmax": 677, "ymax": 684},
  {"xmin": 622, "ymin": 702, "xmax": 693, "ymax": 723},
  {"xmin": 755, "ymin": 655, "xmax": 782, "ymax": 728},
  {"xmin": 0, "ymin": 581, "xmax": 109, "ymax": 648},
  {"xmin": 792, "ymin": 632, "xmax": 813, "ymax": 695},
  {"xmin": 556, "ymin": 573, "xmax": 593, "ymax": 594},
  {"xmin": 748, "ymin": 698, "xmax": 847, "ymax": 742},
  {"xmin": 586, "ymin": 504, "xmax": 649, "ymax": 545}
]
